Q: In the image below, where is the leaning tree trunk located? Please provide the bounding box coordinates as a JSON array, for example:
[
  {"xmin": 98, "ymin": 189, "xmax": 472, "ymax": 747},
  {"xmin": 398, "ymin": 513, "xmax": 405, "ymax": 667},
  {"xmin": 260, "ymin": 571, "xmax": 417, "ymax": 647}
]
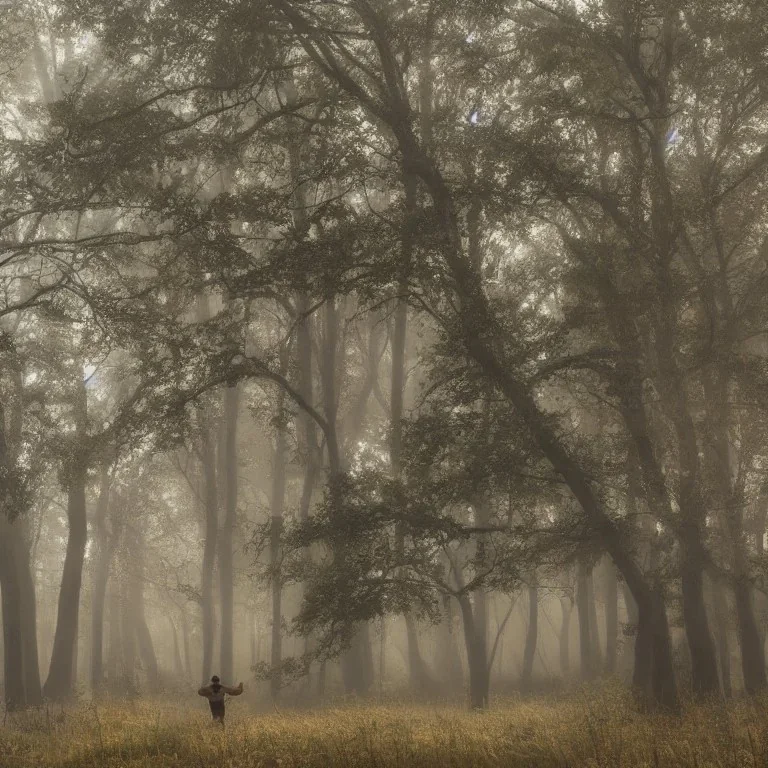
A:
[
  {"xmin": 219, "ymin": 382, "xmax": 239, "ymax": 684},
  {"xmin": 43, "ymin": 457, "xmax": 88, "ymax": 701}
]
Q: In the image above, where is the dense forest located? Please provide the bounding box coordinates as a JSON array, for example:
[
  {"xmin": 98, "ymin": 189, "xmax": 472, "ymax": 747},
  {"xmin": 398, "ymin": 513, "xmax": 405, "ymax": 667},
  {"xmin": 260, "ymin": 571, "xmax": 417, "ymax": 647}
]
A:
[{"xmin": 2, "ymin": 0, "xmax": 768, "ymax": 725}]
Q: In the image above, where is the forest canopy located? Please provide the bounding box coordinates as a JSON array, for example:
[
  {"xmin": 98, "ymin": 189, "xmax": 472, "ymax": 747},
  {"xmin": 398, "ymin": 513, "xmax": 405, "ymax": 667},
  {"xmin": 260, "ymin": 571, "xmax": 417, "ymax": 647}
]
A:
[{"xmin": 1, "ymin": 0, "xmax": 768, "ymax": 717}]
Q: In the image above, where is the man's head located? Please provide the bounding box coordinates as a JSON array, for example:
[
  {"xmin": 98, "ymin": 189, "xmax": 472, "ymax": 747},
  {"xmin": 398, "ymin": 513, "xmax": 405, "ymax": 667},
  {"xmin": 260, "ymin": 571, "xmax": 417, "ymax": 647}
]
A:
[{"xmin": 211, "ymin": 676, "xmax": 220, "ymax": 684}]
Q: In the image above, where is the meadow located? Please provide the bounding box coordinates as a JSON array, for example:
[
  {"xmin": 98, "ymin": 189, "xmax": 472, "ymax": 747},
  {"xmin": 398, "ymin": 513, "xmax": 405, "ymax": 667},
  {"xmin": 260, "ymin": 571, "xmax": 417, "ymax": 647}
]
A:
[{"xmin": 1, "ymin": 686, "xmax": 767, "ymax": 768}]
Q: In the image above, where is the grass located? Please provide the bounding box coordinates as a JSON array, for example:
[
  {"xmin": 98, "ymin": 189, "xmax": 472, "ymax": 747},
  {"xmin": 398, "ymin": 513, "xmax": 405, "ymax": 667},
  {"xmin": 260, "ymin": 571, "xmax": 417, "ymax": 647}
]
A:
[{"xmin": 1, "ymin": 685, "xmax": 767, "ymax": 767}]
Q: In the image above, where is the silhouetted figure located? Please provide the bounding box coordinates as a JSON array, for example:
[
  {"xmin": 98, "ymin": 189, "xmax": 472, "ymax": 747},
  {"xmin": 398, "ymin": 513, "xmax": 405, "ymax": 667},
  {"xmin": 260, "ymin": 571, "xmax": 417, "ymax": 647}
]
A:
[{"xmin": 197, "ymin": 675, "xmax": 243, "ymax": 724}]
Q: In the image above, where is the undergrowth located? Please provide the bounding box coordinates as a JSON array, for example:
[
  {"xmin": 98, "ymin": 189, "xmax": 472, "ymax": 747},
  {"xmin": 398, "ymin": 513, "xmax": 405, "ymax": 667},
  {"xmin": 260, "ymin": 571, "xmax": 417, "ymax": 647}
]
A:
[{"xmin": 0, "ymin": 685, "xmax": 766, "ymax": 767}]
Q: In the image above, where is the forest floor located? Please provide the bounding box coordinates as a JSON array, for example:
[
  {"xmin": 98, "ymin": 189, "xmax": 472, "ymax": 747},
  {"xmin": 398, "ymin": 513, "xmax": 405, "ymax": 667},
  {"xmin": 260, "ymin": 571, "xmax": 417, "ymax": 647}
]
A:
[{"xmin": 0, "ymin": 685, "xmax": 766, "ymax": 767}]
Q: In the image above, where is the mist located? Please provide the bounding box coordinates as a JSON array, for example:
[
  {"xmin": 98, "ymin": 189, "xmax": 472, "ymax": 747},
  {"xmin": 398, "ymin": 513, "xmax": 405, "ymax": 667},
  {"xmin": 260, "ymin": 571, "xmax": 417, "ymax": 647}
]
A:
[{"xmin": 1, "ymin": 1, "xmax": 768, "ymax": 766}]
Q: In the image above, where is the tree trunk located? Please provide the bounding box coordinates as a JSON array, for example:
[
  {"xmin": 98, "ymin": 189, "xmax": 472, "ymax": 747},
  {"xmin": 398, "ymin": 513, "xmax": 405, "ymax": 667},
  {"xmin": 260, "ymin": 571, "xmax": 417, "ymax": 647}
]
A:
[
  {"xmin": 170, "ymin": 616, "xmax": 184, "ymax": 677},
  {"xmin": 180, "ymin": 609, "xmax": 193, "ymax": 680},
  {"xmin": 249, "ymin": 611, "xmax": 257, "ymax": 670},
  {"xmin": 391, "ymin": 174, "xmax": 432, "ymax": 692},
  {"xmin": 404, "ymin": 614, "xmax": 432, "ymax": 690},
  {"xmin": 120, "ymin": 572, "xmax": 136, "ymax": 695},
  {"xmin": 457, "ymin": 594, "xmax": 489, "ymax": 709},
  {"xmin": 586, "ymin": 567, "xmax": 601, "ymax": 671},
  {"xmin": 711, "ymin": 579, "xmax": 732, "ymax": 698},
  {"xmin": 269, "ymin": 384, "xmax": 288, "ymax": 702},
  {"xmin": 680, "ymin": 553, "xmax": 721, "ymax": 695},
  {"xmin": 734, "ymin": 580, "xmax": 766, "ymax": 694},
  {"xmin": 559, "ymin": 597, "xmax": 572, "ymax": 677},
  {"xmin": 90, "ymin": 463, "xmax": 114, "ymax": 692},
  {"xmin": 219, "ymin": 383, "xmax": 239, "ymax": 684},
  {"xmin": 378, "ymin": 617, "xmax": 386, "ymax": 695},
  {"xmin": 320, "ymin": 295, "xmax": 371, "ymax": 695},
  {"xmin": 521, "ymin": 580, "xmax": 538, "ymax": 689},
  {"xmin": 341, "ymin": 623, "xmax": 375, "ymax": 696},
  {"xmin": 604, "ymin": 560, "xmax": 619, "ymax": 674},
  {"xmin": 106, "ymin": 581, "xmax": 121, "ymax": 690},
  {"xmin": 622, "ymin": 582, "xmax": 639, "ymax": 669},
  {"xmin": 135, "ymin": 616, "xmax": 159, "ymax": 692},
  {"xmin": 649, "ymin": 591, "xmax": 677, "ymax": 710},
  {"xmin": 199, "ymin": 407, "xmax": 218, "ymax": 686},
  {"xmin": 129, "ymin": 527, "xmax": 159, "ymax": 692},
  {"xmin": 437, "ymin": 593, "xmax": 464, "ymax": 692},
  {"xmin": 16, "ymin": 527, "xmax": 42, "ymax": 706},
  {"xmin": 633, "ymin": 598, "xmax": 652, "ymax": 697},
  {"xmin": 287, "ymin": 77, "xmax": 321, "ymax": 690},
  {"xmin": 43, "ymin": 460, "xmax": 88, "ymax": 700},
  {"xmin": 0, "ymin": 533, "xmax": 26, "ymax": 710},
  {"xmin": 576, "ymin": 560, "xmax": 596, "ymax": 681}
]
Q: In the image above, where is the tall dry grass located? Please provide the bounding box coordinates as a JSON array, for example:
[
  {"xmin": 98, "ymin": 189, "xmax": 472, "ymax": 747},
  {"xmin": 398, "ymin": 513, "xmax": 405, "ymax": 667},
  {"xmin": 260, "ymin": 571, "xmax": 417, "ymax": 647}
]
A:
[{"xmin": 1, "ymin": 685, "xmax": 766, "ymax": 767}]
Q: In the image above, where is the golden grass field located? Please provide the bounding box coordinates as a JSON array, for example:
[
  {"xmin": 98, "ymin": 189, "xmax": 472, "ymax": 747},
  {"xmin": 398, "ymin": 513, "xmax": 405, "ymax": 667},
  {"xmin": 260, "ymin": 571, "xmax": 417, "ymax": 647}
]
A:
[{"xmin": 1, "ymin": 686, "xmax": 767, "ymax": 767}]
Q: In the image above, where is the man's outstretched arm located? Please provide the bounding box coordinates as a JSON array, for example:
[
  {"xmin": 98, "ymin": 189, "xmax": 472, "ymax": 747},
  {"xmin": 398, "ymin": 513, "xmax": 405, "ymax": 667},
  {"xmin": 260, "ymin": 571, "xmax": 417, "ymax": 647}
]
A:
[
  {"xmin": 198, "ymin": 686, "xmax": 211, "ymax": 697},
  {"xmin": 223, "ymin": 682, "xmax": 244, "ymax": 696}
]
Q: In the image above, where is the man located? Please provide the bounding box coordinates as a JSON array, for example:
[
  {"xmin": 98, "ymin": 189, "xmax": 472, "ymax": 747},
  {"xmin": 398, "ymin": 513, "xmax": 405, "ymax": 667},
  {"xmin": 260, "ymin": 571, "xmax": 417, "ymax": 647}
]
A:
[{"xmin": 198, "ymin": 675, "xmax": 244, "ymax": 724}]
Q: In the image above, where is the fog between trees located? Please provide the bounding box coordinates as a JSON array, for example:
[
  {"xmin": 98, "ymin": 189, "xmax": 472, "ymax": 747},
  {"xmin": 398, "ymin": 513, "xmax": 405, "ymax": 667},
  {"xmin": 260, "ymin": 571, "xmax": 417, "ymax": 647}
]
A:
[{"xmin": 1, "ymin": 0, "xmax": 768, "ymax": 714}]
